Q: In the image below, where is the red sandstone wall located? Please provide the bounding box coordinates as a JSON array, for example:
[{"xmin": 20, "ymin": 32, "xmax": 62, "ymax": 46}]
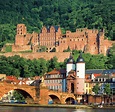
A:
[
  {"xmin": 11, "ymin": 24, "xmax": 115, "ymax": 56},
  {"xmin": 12, "ymin": 45, "xmax": 31, "ymax": 52},
  {"xmin": 0, "ymin": 52, "xmax": 70, "ymax": 62}
]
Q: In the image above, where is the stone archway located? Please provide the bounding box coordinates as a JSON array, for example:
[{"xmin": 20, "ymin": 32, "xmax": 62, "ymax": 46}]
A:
[
  {"xmin": 65, "ymin": 97, "xmax": 75, "ymax": 104},
  {"xmin": 14, "ymin": 89, "xmax": 33, "ymax": 99},
  {"xmin": 49, "ymin": 95, "xmax": 61, "ymax": 104},
  {"xmin": 1, "ymin": 89, "xmax": 34, "ymax": 103}
]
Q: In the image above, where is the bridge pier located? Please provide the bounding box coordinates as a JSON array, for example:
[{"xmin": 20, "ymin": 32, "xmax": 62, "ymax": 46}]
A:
[{"xmin": 39, "ymin": 82, "xmax": 49, "ymax": 105}]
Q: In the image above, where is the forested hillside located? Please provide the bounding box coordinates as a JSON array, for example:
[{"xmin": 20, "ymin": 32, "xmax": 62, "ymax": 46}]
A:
[
  {"xmin": 0, "ymin": 0, "xmax": 114, "ymax": 48},
  {"xmin": 0, "ymin": 50, "xmax": 114, "ymax": 77}
]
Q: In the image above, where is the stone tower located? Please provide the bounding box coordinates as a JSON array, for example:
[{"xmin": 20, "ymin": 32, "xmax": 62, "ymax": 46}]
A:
[{"xmin": 15, "ymin": 24, "xmax": 27, "ymax": 46}]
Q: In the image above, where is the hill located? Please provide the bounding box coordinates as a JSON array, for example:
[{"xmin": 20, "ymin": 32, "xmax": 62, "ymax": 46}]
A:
[{"xmin": 0, "ymin": 0, "xmax": 114, "ymax": 49}]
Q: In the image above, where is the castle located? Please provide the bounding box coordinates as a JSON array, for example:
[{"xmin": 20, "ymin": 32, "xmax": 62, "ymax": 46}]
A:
[{"xmin": 12, "ymin": 24, "xmax": 114, "ymax": 55}]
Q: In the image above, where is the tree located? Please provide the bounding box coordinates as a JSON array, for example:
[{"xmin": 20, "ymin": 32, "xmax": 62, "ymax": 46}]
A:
[
  {"xmin": 92, "ymin": 83, "xmax": 100, "ymax": 95},
  {"xmin": 107, "ymin": 44, "xmax": 115, "ymax": 69},
  {"xmin": 92, "ymin": 83, "xmax": 100, "ymax": 103},
  {"xmin": 47, "ymin": 56, "xmax": 60, "ymax": 72},
  {"xmin": 104, "ymin": 83, "xmax": 111, "ymax": 95},
  {"xmin": 13, "ymin": 90, "xmax": 25, "ymax": 103},
  {"xmin": 104, "ymin": 83, "xmax": 111, "ymax": 103}
]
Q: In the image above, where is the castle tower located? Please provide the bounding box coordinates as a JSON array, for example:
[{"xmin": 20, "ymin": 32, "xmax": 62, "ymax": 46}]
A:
[
  {"xmin": 16, "ymin": 24, "xmax": 27, "ymax": 35},
  {"xmin": 76, "ymin": 53, "xmax": 85, "ymax": 95},
  {"xmin": 15, "ymin": 24, "xmax": 27, "ymax": 46}
]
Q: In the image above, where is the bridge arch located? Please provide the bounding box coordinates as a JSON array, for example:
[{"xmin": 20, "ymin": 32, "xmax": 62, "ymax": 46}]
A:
[
  {"xmin": 0, "ymin": 83, "xmax": 36, "ymax": 103},
  {"xmin": 13, "ymin": 89, "xmax": 33, "ymax": 99},
  {"xmin": 1, "ymin": 88, "xmax": 34, "ymax": 102},
  {"xmin": 48, "ymin": 94, "xmax": 61, "ymax": 104},
  {"xmin": 65, "ymin": 97, "xmax": 75, "ymax": 104}
]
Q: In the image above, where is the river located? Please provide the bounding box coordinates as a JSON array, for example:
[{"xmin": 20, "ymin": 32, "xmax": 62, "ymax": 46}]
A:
[{"xmin": 0, "ymin": 106, "xmax": 115, "ymax": 112}]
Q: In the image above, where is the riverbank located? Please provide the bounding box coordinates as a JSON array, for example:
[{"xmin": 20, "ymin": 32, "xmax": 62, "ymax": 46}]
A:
[
  {"xmin": 0, "ymin": 103, "xmax": 115, "ymax": 109},
  {"xmin": 0, "ymin": 103, "xmax": 92, "ymax": 109}
]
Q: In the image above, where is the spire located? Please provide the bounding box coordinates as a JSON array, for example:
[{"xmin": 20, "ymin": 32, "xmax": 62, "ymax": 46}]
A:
[
  {"xmin": 67, "ymin": 52, "xmax": 75, "ymax": 64},
  {"xmin": 76, "ymin": 52, "xmax": 85, "ymax": 63}
]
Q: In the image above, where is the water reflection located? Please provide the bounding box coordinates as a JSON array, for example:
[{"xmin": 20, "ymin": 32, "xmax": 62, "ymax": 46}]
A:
[
  {"xmin": 0, "ymin": 106, "xmax": 115, "ymax": 112},
  {"xmin": 72, "ymin": 109, "xmax": 92, "ymax": 112}
]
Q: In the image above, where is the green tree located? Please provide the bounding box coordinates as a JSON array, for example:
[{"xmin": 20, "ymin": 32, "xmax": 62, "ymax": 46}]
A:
[
  {"xmin": 107, "ymin": 44, "xmax": 115, "ymax": 69},
  {"xmin": 104, "ymin": 83, "xmax": 111, "ymax": 95},
  {"xmin": 47, "ymin": 56, "xmax": 60, "ymax": 72},
  {"xmin": 13, "ymin": 90, "xmax": 25, "ymax": 103},
  {"xmin": 92, "ymin": 83, "xmax": 100, "ymax": 95}
]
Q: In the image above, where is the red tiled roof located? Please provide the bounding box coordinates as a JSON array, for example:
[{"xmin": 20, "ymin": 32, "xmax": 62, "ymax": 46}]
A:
[
  {"xmin": 93, "ymin": 74, "xmax": 101, "ymax": 77},
  {"xmin": 47, "ymin": 68, "xmax": 60, "ymax": 75},
  {"xmin": 6, "ymin": 76, "xmax": 17, "ymax": 81}
]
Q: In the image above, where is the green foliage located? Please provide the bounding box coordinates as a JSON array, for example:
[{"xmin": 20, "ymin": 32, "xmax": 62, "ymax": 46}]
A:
[
  {"xmin": 13, "ymin": 90, "xmax": 25, "ymax": 102},
  {"xmin": 72, "ymin": 50, "xmax": 111, "ymax": 69},
  {"xmin": 0, "ymin": 0, "xmax": 114, "ymax": 50},
  {"xmin": 5, "ymin": 45, "xmax": 12, "ymax": 52},
  {"xmin": 107, "ymin": 44, "xmax": 115, "ymax": 69},
  {"xmin": 47, "ymin": 56, "xmax": 60, "ymax": 72},
  {"xmin": 92, "ymin": 83, "xmax": 100, "ymax": 95},
  {"xmin": 104, "ymin": 83, "xmax": 111, "ymax": 95},
  {"xmin": 0, "ymin": 49, "xmax": 114, "ymax": 77},
  {"xmin": 63, "ymin": 46, "xmax": 71, "ymax": 52},
  {"xmin": 39, "ymin": 46, "xmax": 47, "ymax": 52}
]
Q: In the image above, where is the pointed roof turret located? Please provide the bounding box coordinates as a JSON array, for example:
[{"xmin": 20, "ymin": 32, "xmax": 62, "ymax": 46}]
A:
[
  {"xmin": 67, "ymin": 53, "xmax": 75, "ymax": 64},
  {"xmin": 76, "ymin": 52, "xmax": 85, "ymax": 63}
]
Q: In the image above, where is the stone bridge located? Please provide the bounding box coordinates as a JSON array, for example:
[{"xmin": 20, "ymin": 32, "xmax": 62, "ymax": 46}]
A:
[
  {"xmin": 0, "ymin": 82, "xmax": 77, "ymax": 104},
  {"xmin": 48, "ymin": 90, "xmax": 76, "ymax": 104},
  {"xmin": 0, "ymin": 82, "xmax": 39, "ymax": 103}
]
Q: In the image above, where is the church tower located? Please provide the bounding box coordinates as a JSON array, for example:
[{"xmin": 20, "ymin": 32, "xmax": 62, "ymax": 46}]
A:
[{"xmin": 76, "ymin": 53, "xmax": 85, "ymax": 95}]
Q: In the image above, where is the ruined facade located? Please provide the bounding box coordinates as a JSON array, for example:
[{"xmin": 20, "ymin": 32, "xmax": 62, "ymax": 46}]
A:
[
  {"xmin": 12, "ymin": 24, "xmax": 114, "ymax": 55},
  {"xmin": 12, "ymin": 24, "xmax": 38, "ymax": 52}
]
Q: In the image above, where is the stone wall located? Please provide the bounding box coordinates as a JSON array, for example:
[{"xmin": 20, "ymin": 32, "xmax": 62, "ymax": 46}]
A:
[{"xmin": 0, "ymin": 52, "xmax": 70, "ymax": 62}]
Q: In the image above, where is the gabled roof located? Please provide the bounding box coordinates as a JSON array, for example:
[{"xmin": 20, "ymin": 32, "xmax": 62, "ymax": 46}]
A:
[
  {"xmin": 46, "ymin": 26, "xmax": 60, "ymax": 32},
  {"xmin": 46, "ymin": 68, "xmax": 66, "ymax": 75},
  {"xmin": 47, "ymin": 68, "xmax": 60, "ymax": 75}
]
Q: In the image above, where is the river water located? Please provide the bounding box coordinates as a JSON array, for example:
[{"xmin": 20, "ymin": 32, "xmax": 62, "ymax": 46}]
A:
[{"xmin": 0, "ymin": 106, "xmax": 115, "ymax": 112}]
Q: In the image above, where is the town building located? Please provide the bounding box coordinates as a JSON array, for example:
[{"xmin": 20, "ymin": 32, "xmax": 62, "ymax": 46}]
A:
[
  {"xmin": 43, "ymin": 53, "xmax": 85, "ymax": 102},
  {"xmin": 44, "ymin": 68, "xmax": 66, "ymax": 92},
  {"xmin": 43, "ymin": 53, "xmax": 115, "ymax": 103}
]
